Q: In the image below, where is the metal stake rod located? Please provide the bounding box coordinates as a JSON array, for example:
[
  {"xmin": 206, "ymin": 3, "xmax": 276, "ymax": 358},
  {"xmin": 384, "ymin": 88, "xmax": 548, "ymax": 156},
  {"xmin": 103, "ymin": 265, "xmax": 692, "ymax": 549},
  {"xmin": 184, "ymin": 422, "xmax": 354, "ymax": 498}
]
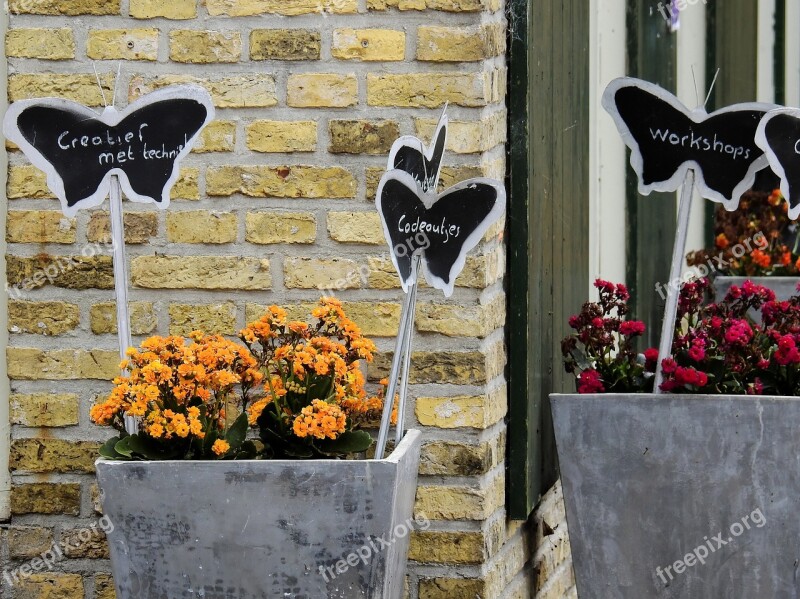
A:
[
  {"xmin": 394, "ymin": 280, "xmax": 418, "ymax": 446},
  {"xmin": 375, "ymin": 255, "xmax": 421, "ymax": 459},
  {"xmin": 109, "ymin": 175, "xmax": 136, "ymax": 433},
  {"xmin": 653, "ymin": 170, "xmax": 696, "ymax": 393}
]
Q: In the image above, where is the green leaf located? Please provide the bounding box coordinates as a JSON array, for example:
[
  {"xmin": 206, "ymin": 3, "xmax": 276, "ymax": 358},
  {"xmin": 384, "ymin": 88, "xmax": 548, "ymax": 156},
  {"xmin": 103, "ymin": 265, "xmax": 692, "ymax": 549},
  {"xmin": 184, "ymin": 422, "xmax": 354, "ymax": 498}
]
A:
[
  {"xmin": 114, "ymin": 436, "xmax": 135, "ymax": 458},
  {"xmin": 225, "ymin": 413, "xmax": 249, "ymax": 450},
  {"xmin": 316, "ymin": 430, "xmax": 373, "ymax": 456},
  {"xmin": 99, "ymin": 436, "xmax": 128, "ymax": 460}
]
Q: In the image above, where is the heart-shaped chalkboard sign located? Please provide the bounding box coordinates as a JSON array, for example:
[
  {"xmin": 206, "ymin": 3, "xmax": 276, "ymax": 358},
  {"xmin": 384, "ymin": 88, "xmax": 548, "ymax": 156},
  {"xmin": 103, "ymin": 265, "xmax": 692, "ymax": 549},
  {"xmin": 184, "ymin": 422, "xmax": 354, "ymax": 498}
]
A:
[
  {"xmin": 388, "ymin": 110, "xmax": 448, "ymax": 194},
  {"xmin": 603, "ymin": 77, "xmax": 775, "ymax": 208},
  {"xmin": 377, "ymin": 171, "xmax": 505, "ymax": 297},
  {"xmin": 755, "ymin": 108, "xmax": 800, "ymax": 220},
  {"xmin": 3, "ymin": 85, "xmax": 214, "ymax": 217}
]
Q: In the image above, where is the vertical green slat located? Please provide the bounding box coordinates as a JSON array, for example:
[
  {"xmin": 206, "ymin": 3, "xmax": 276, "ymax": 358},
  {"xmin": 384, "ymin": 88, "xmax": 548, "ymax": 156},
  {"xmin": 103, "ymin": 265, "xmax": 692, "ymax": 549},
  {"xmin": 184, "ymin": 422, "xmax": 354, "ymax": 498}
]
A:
[
  {"xmin": 775, "ymin": 0, "xmax": 786, "ymax": 106},
  {"xmin": 506, "ymin": 0, "xmax": 533, "ymax": 518},
  {"xmin": 626, "ymin": 1, "xmax": 677, "ymax": 349}
]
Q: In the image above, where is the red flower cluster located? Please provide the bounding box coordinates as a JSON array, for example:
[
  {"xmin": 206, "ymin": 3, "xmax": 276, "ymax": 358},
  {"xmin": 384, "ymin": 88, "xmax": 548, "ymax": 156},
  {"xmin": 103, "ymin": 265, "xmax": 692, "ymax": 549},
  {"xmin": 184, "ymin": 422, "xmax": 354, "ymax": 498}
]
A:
[
  {"xmin": 561, "ymin": 279, "xmax": 657, "ymax": 394},
  {"xmin": 564, "ymin": 277, "xmax": 800, "ymax": 396}
]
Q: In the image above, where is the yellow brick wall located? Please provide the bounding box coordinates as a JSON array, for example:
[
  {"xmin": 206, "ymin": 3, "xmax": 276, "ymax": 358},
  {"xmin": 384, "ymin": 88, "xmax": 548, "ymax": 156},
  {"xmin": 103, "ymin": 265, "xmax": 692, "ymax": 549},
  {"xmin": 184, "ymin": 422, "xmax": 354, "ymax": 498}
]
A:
[{"xmin": 1, "ymin": 1, "xmax": 523, "ymax": 598}]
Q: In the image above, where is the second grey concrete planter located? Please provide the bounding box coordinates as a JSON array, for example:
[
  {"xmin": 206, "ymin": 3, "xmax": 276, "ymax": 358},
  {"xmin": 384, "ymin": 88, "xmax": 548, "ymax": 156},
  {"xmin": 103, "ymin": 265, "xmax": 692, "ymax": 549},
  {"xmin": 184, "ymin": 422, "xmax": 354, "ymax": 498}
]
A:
[
  {"xmin": 551, "ymin": 393, "xmax": 800, "ymax": 599},
  {"xmin": 96, "ymin": 429, "xmax": 422, "ymax": 599}
]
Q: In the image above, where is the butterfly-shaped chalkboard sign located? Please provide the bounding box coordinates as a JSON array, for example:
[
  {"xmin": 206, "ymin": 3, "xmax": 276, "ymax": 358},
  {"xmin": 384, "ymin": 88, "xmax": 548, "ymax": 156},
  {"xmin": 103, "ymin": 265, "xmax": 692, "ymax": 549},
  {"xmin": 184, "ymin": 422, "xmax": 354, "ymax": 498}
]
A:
[
  {"xmin": 3, "ymin": 85, "xmax": 214, "ymax": 217},
  {"xmin": 602, "ymin": 77, "xmax": 775, "ymax": 208},
  {"xmin": 756, "ymin": 108, "xmax": 800, "ymax": 220},
  {"xmin": 376, "ymin": 110, "xmax": 506, "ymax": 298}
]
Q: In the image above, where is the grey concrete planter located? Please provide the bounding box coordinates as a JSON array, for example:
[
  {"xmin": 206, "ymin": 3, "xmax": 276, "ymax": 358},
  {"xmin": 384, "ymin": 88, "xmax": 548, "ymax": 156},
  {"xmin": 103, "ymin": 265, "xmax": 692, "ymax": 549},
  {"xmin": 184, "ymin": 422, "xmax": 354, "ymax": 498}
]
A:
[
  {"xmin": 714, "ymin": 275, "xmax": 799, "ymax": 302},
  {"xmin": 551, "ymin": 393, "xmax": 800, "ymax": 598},
  {"xmin": 96, "ymin": 429, "xmax": 421, "ymax": 599}
]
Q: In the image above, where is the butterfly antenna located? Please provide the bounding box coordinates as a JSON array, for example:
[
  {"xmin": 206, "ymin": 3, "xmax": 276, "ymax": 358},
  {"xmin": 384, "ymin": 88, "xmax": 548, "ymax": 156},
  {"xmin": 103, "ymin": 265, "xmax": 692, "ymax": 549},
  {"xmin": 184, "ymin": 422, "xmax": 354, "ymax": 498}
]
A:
[
  {"xmin": 704, "ymin": 68, "xmax": 721, "ymax": 109},
  {"xmin": 691, "ymin": 65, "xmax": 701, "ymax": 109},
  {"xmin": 111, "ymin": 61, "xmax": 122, "ymax": 109},
  {"xmin": 92, "ymin": 61, "xmax": 109, "ymax": 108}
]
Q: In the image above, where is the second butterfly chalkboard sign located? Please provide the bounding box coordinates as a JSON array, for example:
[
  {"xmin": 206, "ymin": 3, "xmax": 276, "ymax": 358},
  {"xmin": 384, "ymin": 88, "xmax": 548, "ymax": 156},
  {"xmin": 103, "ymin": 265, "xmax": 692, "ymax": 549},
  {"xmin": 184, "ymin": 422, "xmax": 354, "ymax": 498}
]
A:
[
  {"xmin": 602, "ymin": 77, "xmax": 774, "ymax": 209},
  {"xmin": 4, "ymin": 85, "xmax": 214, "ymax": 217}
]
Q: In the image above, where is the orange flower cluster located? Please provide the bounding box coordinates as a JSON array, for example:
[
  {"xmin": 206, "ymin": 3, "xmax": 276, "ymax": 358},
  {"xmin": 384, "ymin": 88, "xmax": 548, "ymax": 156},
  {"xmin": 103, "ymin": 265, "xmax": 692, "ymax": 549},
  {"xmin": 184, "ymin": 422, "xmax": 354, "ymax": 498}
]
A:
[
  {"xmin": 241, "ymin": 297, "xmax": 390, "ymax": 443},
  {"xmin": 90, "ymin": 334, "xmax": 262, "ymax": 444},
  {"xmin": 292, "ymin": 399, "xmax": 347, "ymax": 440}
]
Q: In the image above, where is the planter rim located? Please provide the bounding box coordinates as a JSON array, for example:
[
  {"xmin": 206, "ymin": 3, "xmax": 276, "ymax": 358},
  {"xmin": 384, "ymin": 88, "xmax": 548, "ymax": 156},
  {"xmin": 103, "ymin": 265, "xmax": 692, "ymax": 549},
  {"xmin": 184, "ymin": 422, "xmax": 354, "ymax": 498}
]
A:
[
  {"xmin": 552, "ymin": 392, "xmax": 799, "ymax": 400},
  {"xmin": 95, "ymin": 428, "xmax": 421, "ymax": 466}
]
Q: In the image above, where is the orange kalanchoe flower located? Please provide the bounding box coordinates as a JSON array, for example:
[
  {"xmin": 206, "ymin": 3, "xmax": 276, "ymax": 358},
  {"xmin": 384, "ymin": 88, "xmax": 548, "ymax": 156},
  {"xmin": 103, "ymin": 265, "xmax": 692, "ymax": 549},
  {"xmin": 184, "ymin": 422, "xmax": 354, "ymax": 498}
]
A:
[{"xmin": 212, "ymin": 439, "xmax": 230, "ymax": 456}]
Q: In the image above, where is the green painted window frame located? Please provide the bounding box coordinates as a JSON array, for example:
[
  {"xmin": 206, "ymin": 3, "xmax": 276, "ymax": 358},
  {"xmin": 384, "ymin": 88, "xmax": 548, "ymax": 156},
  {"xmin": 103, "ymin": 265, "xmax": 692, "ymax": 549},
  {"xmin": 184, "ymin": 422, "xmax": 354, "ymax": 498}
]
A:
[{"xmin": 506, "ymin": 0, "xmax": 590, "ymax": 519}]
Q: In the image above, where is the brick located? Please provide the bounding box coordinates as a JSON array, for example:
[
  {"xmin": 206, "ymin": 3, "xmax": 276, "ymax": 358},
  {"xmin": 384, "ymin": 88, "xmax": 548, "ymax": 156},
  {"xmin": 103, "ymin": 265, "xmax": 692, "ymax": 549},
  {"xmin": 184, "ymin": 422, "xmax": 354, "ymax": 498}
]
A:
[
  {"xmin": 7, "ymin": 255, "xmax": 114, "ymax": 291},
  {"xmin": 11, "ymin": 439, "xmax": 100, "ymax": 473},
  {"xmin": 10, "ymin": 393, "xmax": 80, "ymax": 427},
  {"xmin": 130, "ymin": 75, "xmax": 277, "ymax": 108},
  {"xmin": 167, "ymin": 211, "xmax": 238, "ymax": 244},
  {"xmin": 284, "ymin": 257, "xmax": 364, "ymax": 290},
  {"xmin": 207, "ymin": 165, "xmax": 355, "ymax": 198},
  {"xmin": 438, "ymin": 165, "xmax": 485, "ymax": 190},
  {"xmin": 332, "ymin": 29, "xmax": 405, "ymax": 61},
  {"xmin": 6, "ymin": 28, "xmax": 75, "ymax": 60},
  {"xmin": 62, "ymin": 527, "xmax": 109, "ymax": 559},
  {"xmin": 246, "ymin": 121, "xmax": 317, "ymax": 153},
  {"xmin": 250, "ymin": 29, "xmax": 320, "ymax": 60},
  {"xmin": 417, "ymin": 24, "xmax": 505, "ymax": 61},
  {"xmin": 419, "ymin": 435, "xmax": 504, "ymax": 476},
  {"xmin": 329, "ymin": 120, "xmax": 399, "ymax": 154},
  {"xmin": 8, "ymin": 165, "xmax": 53, "ymax": 199},
  {"xmin": 8, "ymin": 348, "xmax": 118, "ymax": 380},
  {"xmin": 173, "ymin": 168, "xmax": 200, "ymax": 200},
  {"xmin": 170, "ymin": 30, "xmax": 242, "ymax": 63},
  {"xmin": 327, "ymin": 212, "xmax": 385, "ymax": 244},
  {"xmin": 130, "ymin": 0, "xmax": 196, "ymax": 19},
  {"xmin": 11, "ymin": 483, "xmax": 81, "ymax": 515},
  {"xmin": 14, "ymin": 573, "xmax": 84, "ymax": 598},
  {"xmin": 207, "ymin": 0, "xmax": 357, "ymax": 16},
  {"xmin": 9, "ymin": 73, "xmax": 114, "ymax": 106},
  {"xmin": 365, "ymin": 251, "xmax": 503, "ymax": 291},
  {"xmin": 367, "ymin": 72, "xmax": 492, "ymax": 108},
  {"xmin": 94, "ymin": 574, "xmax": 117, "ymax": 599},
  {"xmin": 415, "ymin": 474, "xmax": 504, "ymax": 520},
  {"xmin": 416, "ymin": 294, "xmax": 505, "ymax": 337},
  {"xmin": 8, "ymin": 301, "xmax": 80, "ymax": 336},
  {"xmin": 87, "ymin": 29, "xmax": 159, "ymax": 61},
  {"xmin": 90, "ymin": 483, "xmax": 103, "ymax": 515},
  {"xmin": 418, "ymin": 577, "xmax": 487, "ymax": 599},
  {"xmin": 287, "ymin": 73, "xmax": 357, "ymax": 108},
  {"xmin": 246, "ymin": 301, "xmax": 400, "ymax": 337},
  {"xmin": 245, "ymin": 212, "xmax": 316, "ymax": 244},
  {"xmin": 9, "ymin": 0, "xmax": 119, "ymax": 14},
  {"xmin": 131, "ymin": 256, "xmax": 271, "ymax": 290},
  {"xmin": 169, "ymin": 302, "xmax": 237, "ymax": 335},
  {"xmin": 194, "ymin": 120, "xmax": 236, "ymax": 153},
  {"xmin": 90, "ymin": 302, "xmax": 156, "ymax": 335},
  {"xmin": 416, "ymin": 110, "xmax": 506, "ymax": 154},
  {"xmin": 369, "ymin": 350, "xmax": 489, "ymax": 384},
  {"xmin": 368, "ymin": 0, "xmax": 485, "ymax": 10},
  {"xmin": 8, "ymin": 527, "xmax": 55, "ymax": 559},
  {"xmin": 415, "ymin": 385, "xmax": 507, "ymax": 429},
  {"xmin": 87, "ymin": 211, "xmax": 157, "ymax": 244},
  {"xmin": 7, "ymin": 211, "xmax": 76, "ymax": 244},
  {"xmin": 409, "ymin": 529, "xmax": 485, "ymax": 564}
]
